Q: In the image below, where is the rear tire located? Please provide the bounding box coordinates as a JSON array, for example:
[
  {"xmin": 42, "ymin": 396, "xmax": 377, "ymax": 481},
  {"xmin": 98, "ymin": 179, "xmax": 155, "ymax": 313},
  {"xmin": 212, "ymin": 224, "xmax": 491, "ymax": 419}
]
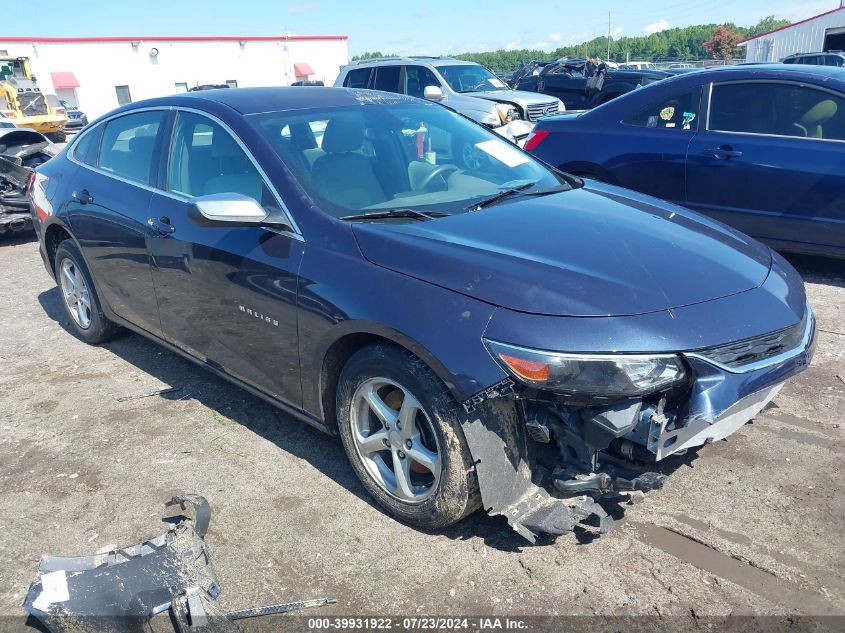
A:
[
  {"xmin": 336, "ymin": 344, "xmax": 481, "ymax": 530},
  {"xmin": 54, "ymin": 239, "xmax": 124, "ymax": 344}
]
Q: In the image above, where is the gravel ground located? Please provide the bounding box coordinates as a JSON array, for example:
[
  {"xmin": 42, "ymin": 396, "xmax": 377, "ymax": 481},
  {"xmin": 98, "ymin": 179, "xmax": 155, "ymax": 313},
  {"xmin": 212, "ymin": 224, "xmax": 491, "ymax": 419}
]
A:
[{"xmin": 0, "ymin": 231, "xmax": 842, "ymax": 629}]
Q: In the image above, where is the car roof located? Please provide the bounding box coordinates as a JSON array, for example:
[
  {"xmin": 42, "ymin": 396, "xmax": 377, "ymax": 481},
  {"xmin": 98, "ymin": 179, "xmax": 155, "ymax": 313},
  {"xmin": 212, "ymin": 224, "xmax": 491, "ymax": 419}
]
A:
[
  {"xmin": 697, "ymin": 63, "xmax": 845, "ymax": 80},
  {"xmin": 342, "ymin": 57, "xmax": 479, "ymax": 69},
  {"xmin": 116, "ymin": 87, "xmax": 426, "ymax": 116},
  {"xmin": 784, "ymin": 51, "xmax": 845, "ymax": 58}
]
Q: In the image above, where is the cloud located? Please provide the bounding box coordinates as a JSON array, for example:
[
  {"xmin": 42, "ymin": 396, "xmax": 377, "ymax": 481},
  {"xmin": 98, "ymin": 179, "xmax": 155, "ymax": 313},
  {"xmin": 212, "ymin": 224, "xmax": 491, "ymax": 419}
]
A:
[
  {"xmin": 643, "ymin": 19, "xmax": 669, "ymax": 35},
  {"xmin": 533, "ymin": 41, "xmax": 550, "ymax": 51},
  {"xmin": 504, "ymin": 40, "xmax": 521, "ymax": 51},
  {"xmin": 288, "ymin": 2, "xmax": 319, "ymax": 14},
  {"xmin": 549, "ymin": 33, "xmax": 563, "ymax": 42},
  {"xmin": 610, "ymin": 26, "xmax": 624, "ymax": 39}
]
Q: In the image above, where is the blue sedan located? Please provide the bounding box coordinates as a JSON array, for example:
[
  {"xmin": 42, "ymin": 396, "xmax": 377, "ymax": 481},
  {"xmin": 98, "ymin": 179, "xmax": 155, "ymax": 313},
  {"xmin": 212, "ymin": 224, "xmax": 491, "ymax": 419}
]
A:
[
  {"xmin": 526, "ymin": 64, "xmax": 845, "ymax": 258},
  {"xmin": 30, "ymin": 87, "xmax": 814, "ymax": 542}
]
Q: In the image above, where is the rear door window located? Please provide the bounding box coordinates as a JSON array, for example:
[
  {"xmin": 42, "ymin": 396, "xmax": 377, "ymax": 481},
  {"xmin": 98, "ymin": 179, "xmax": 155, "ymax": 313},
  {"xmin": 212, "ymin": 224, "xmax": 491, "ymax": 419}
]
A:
[
  {"xmin": 98, "ymin": 111, "xmax": 164, "ymax": 184},
  {"xmin": 343, "ymin": 68, "xmax": 372, "ymax": 89},
  {"xmin": 623, "ymin": 89, "xmax": 700, "ymax": 130},
  {"xmin": 373, "ymin": 66, "xmax": 402, "ymax": 93},
  {"xmin": 73, "ymin": 125, "xmax": 103, "ymax": 167},
  {"xmin": 709, "ymin": 81, "xmax": 845, "ymax": 141}
]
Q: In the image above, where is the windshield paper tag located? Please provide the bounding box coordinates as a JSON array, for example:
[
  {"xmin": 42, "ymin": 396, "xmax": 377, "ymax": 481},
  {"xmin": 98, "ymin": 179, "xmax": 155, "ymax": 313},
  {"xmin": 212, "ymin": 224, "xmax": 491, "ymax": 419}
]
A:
[
  {"xmin": 475, "ymin": 140, "xmax": 530, "ymax": 167},
  {"xmin": 489, "ymin": 78, "xmax": 507, "ymax": 89}
]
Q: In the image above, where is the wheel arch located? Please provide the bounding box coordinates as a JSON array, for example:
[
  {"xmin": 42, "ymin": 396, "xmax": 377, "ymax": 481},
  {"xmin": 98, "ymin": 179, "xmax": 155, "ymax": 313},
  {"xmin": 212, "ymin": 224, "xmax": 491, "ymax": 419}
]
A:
[
  {"xmin": 316, "ymin": 322, "xmax": 463, "ymax": 433},
  {"xmin": 43, "ymin": 221, "xmax": 76, "ymax": 279}
]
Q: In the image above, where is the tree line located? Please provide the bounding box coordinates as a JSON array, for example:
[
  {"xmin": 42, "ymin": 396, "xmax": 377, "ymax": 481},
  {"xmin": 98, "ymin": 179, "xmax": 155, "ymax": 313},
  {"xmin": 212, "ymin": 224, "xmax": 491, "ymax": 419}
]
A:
[{"xmin": 351, "ymin": 16, "xmax": 789, "ymax": 72}]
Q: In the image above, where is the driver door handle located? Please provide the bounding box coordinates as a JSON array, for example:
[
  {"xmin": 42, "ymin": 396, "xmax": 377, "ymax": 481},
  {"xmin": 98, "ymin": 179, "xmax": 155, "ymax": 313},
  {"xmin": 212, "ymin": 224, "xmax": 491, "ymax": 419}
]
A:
[
  {"xmin": 147, "ymin": 216, "xmax": 176, "ymax": 236},
  {"xmin": 701, "ymin": 146, "xmax": 743, "ymax": 160}
]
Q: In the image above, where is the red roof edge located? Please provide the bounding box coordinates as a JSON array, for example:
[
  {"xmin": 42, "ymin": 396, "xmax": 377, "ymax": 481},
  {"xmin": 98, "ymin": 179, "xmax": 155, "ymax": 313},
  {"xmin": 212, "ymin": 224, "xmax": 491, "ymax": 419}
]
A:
[
  {"xmin": 738, "ymin": 7, "xmax": 845, "ymax": 44},
  {"xmin": 0, "ymin": 35, "xmax": 347, "ymax": 43}
]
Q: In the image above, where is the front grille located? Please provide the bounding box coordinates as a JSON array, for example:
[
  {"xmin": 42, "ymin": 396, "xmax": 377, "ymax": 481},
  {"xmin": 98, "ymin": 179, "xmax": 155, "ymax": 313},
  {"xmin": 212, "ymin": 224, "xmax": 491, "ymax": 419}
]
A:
[
  {"xmin": 694, "ymin": 311, "xmax": 808, "ymax": 369},
  {"xmin": 17, "ymin": 92, "xmax": 48, "ymax": 116},
  {"xmin": 526, "ymin": 101, "xmax": 559, "ymax": 122}
]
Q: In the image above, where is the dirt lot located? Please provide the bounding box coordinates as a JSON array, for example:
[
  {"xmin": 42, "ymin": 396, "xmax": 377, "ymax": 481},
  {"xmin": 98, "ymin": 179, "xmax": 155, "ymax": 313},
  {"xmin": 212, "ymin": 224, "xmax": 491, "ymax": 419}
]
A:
[{"xmin": 0, "ymin": 230, "xmax": 843, "ymax": 629}]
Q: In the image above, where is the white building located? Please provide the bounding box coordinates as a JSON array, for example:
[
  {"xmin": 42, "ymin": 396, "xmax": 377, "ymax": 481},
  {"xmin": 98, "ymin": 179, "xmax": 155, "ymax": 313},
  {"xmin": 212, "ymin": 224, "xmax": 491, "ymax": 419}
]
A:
[
  {"xmin": 739, "ymin": 6, "xmax": 845, "ymax": 62},
  {"xmin": 0, "ymin": 34, "xmax": 349, "ymax": 119}
]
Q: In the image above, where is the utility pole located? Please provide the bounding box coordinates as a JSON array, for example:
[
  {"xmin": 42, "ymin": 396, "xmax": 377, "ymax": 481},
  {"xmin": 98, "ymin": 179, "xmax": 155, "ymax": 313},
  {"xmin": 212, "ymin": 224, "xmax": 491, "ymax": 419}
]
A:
[{"xmin": 607, "ymin": 11, "xmax": 611, "ymax": 60}]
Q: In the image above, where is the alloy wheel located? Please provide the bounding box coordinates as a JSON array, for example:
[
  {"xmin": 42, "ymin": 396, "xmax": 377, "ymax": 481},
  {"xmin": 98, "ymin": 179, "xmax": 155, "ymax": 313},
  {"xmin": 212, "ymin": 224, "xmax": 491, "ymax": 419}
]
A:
[
  {"xmin": 59, "ymin": 259, "xmax": 92, "ymax": 329},
  {"xmin": 350, "ymin": 377, "xmax": 442, "ymax": 503}
]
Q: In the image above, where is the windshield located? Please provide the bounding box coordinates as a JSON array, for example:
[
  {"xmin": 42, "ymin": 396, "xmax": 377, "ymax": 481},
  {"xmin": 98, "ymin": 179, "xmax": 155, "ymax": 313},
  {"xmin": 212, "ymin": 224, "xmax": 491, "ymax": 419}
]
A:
[
  {"xmin": 437, "ymin": 65, "xmax": 508, "ymax": 93},
  {"xmin": 251, "ymin": 103, "xmax": 566, "ymax": 218}
]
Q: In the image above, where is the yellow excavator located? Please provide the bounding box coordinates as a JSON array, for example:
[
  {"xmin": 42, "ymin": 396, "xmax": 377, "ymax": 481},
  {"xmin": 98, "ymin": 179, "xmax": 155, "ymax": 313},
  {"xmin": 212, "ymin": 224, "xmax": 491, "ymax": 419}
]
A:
[{"xmin": 0, "ymin": 56, "xmax": 68, "ymax": 142}]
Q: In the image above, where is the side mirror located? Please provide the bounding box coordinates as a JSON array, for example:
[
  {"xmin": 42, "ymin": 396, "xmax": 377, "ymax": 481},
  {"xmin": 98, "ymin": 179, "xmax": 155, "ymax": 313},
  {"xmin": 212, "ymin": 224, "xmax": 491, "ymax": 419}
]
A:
[
  {"xmin": 187, "ymin": 193, "xmax": 268, "ymax": 226},
  {"xmin": 423, "ymin": 85, "xmax": 446, "ymax": 101}
]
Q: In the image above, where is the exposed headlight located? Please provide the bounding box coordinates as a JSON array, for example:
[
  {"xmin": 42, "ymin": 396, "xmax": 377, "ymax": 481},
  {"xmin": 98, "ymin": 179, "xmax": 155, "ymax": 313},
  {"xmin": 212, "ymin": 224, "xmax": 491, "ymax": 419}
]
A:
[
  {"xmin": 484, "ymin": 340, "xmax": 687, "ymax": 396},
  {"xmin": 494, "ymin": 103, "xmax": 521, "ymax": 124}
]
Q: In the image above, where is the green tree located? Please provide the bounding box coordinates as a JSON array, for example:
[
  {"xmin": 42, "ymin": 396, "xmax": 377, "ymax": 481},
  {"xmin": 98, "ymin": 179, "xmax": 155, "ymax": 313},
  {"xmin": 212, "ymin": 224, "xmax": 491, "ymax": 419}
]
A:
[
  {"xmin": 453, "ymin": 15, "xmax": 792, "ymax": 72},
  {"xmin": 748, "ymin": 15, "xmax": 790, "ymax": 36},
  {"xmin": 350, "ymin": 51, "xmax": 396, "ymax": 62}
]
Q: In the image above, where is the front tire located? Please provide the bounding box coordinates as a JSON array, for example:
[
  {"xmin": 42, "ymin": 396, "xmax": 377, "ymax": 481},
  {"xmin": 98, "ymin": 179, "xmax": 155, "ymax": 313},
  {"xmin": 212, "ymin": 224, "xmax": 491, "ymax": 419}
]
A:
[
  {"xmin": 54, "ymin": 239, "xmax": 124, "ymax": 344},
  {"xmin": 336, "ymin": 344, "xmax": 481, "ymax": 530}
]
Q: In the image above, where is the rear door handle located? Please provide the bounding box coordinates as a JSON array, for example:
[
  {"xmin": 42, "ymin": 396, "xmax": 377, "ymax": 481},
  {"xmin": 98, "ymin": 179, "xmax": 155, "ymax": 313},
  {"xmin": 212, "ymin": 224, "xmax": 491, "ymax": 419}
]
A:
[
  {"xmin": 72, "ymin": 189, "xmax": 94, "ymax": 205},
  {"xmin": 701, "ymin": 146, "xmax": 743, "ymax": 160},
  {"xmin": 147, "ymin": 216, "xmax": 176, "ymax": 236}
]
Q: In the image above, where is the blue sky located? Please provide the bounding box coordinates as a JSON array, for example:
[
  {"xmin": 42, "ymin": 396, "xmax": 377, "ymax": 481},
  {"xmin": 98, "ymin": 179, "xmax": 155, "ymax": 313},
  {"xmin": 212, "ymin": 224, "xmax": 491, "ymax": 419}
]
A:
[{"xmin": 4, "ymin": 0, "xmax": 840, "ymax": 56}]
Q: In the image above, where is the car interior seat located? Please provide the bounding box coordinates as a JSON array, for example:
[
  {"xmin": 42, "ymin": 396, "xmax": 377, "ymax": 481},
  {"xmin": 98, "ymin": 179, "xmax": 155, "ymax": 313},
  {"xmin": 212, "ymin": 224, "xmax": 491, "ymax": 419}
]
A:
[
  {"xmin": 311, "ymin": 116, "xmax": 385, "ymax": 208},
  {"xmin": 202, "ymin": 130, "xmax": 263, "ymax": 201},
  {"xmin": 793, "ymin": 99, "xmax": 838, "ymax": 138},
  {"xmin": 103, "ymin": 134, "xmax": 156, "ymax": 183},
  {"xmin": 407, "ymin": 77, "xmax": 423, "ymax": 98}
]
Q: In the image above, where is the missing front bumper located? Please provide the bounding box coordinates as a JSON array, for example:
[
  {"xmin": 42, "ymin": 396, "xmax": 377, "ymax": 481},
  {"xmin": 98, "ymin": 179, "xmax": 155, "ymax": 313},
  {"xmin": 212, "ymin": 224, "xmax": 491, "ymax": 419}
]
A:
[
  {"xmin": 653, "ymin": 382, "xmax": 783, "ymax": 460},
  {"xmin": 460, "ymin": 308, "xmax": 815, "ymax": 543}
]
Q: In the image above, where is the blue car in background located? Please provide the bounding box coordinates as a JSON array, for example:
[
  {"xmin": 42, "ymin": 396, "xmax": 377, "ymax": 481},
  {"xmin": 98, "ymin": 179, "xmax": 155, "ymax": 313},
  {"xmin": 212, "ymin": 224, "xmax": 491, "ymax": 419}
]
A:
[
  {"xmin": 30, "ymin": 87, "xmax": 814, "ymax": 542},
  {"xmin": 525, "ymin": 65, "xmax": 845, "ymax": 258}
]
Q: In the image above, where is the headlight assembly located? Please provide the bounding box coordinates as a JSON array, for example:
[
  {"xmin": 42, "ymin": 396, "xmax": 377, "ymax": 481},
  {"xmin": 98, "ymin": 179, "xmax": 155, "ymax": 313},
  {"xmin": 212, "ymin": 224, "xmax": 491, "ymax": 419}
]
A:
[
  {"xmin": 494, "ymin": 103, "xmax": 521, "ymax": 124},
  {"xmin": 484, "ymin": 339, "xmax": 687, "ymax": 396}
]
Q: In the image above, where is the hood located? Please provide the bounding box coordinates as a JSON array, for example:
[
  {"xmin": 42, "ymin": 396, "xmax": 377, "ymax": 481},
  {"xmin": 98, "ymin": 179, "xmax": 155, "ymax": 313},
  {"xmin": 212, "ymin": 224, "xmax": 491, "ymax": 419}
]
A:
[
  {"xmin": 351, "ymin": 183, "xmax": 772, "ymax": 317},
  {"xmin": 464, "ymin": 89, "xmax": 557, "ymax": 105}
]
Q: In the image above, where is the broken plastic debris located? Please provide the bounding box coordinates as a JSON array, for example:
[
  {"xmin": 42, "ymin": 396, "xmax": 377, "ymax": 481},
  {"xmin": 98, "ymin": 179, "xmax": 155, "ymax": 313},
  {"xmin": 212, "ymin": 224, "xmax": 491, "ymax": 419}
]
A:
[{"xmin": 22, "ymin": 495, "xmax": 334, "ymax": 632}]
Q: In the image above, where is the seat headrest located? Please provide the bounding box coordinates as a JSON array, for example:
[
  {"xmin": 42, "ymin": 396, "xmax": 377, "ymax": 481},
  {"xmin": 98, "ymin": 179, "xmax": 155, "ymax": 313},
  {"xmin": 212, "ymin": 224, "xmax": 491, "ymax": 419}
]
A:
[
  {"xmin": 800, "ymin": 100, "xmax": 838, "ymax": 126},
  {"xmin": 322, "ymin": 117, "xmax": 364, "ymax": 154},
  {"xmin": 128, "ymin": 135, "xmax": 156, "ymax": 154},
  {"xmin": 210, "ymin": 130, "xmax": 244, "ymax": 158}
]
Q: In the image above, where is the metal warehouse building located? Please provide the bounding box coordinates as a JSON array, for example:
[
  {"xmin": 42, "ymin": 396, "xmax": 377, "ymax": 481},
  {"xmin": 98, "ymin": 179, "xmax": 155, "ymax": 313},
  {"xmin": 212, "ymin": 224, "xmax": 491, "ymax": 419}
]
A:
[
  {"xmin": 740, "ymin": 6, "xmax": 845, "ymax": 62},
  {"xmin": 0, "ymin": 34, "xmax": 349, "ymax": 120}
]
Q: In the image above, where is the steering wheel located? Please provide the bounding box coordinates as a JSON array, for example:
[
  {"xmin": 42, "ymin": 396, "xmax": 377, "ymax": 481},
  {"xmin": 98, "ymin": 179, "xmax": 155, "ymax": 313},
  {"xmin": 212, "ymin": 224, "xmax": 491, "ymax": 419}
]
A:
[{"xmin": 418, "ymin": 164, "xmax": 459, "ymax": 191}]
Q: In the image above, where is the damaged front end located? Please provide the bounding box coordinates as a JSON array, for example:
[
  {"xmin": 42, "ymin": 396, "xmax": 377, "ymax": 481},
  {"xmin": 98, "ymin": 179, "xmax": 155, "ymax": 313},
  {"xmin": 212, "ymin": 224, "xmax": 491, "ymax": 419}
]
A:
[
  {"xmin": 461, "ymin": 307, "xmax": 815, "ymax": 543},
  {"xmin": 0, "ymin": 129, "xmax": 56, "ymax": 237}
]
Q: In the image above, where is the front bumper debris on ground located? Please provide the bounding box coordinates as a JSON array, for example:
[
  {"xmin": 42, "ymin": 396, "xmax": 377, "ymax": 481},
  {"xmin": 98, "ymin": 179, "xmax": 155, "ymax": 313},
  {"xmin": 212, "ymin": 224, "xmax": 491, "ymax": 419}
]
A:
[{"xmin": 22, "ymin": 495, "xmax": 334, "ymax": 632}]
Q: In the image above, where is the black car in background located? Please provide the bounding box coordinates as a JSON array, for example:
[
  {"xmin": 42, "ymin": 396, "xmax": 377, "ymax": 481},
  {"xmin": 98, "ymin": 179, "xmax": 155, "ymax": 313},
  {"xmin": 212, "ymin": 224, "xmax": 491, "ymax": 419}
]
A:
[
  {"xmin": 510, "ymin": 58, "xmax": 668, "ymax": 109},
  {"xmin": 783, "ymin": 52, "xmax": 845, "ymax": 67},
  {"xmin": 60, "ymin": 100, "xmax": 88, "ymax": 129}
]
